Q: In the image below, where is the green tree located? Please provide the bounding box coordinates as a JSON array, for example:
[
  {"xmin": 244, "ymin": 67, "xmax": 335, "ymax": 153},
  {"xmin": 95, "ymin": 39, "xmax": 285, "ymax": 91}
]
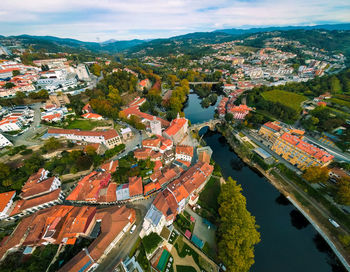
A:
[
  {"xmin": 302, "ymin": 166, "xmax": 329, "ymax": 183},
  {"xmin": 108, "ymin": 85, "xmax": 122, "ymax": 105},
  {"xmin": 225, "ymin": 113, "xmax": 233, "ymax": 122},
  {"xmin": 330, "ymin": 76, "xmax": 342, "ymax": 93},
  {"xmin": 4, "ymin": 82, "xmax": 15, "ymax": 89},
  {"xmin": 12, "ymin": 70, "xmax": 20, "ymax": 76},
  {"xmin": 218, "ymin": 177, "xmax": 260, "ymax": 272}
]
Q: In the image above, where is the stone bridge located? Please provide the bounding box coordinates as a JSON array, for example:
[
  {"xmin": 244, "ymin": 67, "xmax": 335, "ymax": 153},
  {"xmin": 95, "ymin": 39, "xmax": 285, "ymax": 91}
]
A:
[{"xmin": 190, "ymin": 119, "xmax": 222, "ymax": 132}]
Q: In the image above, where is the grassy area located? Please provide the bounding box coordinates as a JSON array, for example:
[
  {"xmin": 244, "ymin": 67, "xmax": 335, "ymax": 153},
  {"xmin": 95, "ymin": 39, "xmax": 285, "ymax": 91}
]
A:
[
  {"xmin": 330, "ymin": 98, "xmax": 350, "ymax": 108},
  {"xmin": 142, "ymin": 233, "xmax": 163, "ymax": 254},
  {"xmin": 136, "ymin": 243, "xmax": 151, "ymax": 272},
  {"xmin": 52, "ymin": 119, "xmax": 111, "ymax": 130},
  {"xmin": 261, "ymin": 90, "xmax": 307, "ymax": 111},
  {"xmin": 169, "ymin": 231, "xmax": 179, "ymax": 244},
  {"xmin": 176, "ymin": 266, "xmax": 196, "ymax": 272},
  {"xmin": 174, "ymin": 214, "xmax": 194, "ymax": 234},
  {"xmin": 174, "ymin": 237, "xmax": 215, "ymax": 272},
  {"xmin": 198, "ymin": 177, "xmax": 221, "ymax": 217}
]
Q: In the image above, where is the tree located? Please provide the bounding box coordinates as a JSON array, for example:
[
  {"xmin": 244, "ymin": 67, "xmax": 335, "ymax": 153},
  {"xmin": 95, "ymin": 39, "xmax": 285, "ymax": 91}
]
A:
[
  {"xmin": 330, "ymin": 76, "xmax": 342, "ymax": 93},
  {"xmin": 218, "ymin": 177, "xmax": 260, "ymax": 272},
  {"xmin": 4, "ymin": 82, "xmax": 15, "ymax": 89},
  {"xmin": 302, "ymin": 166, "xmax": 329, "ymax": 183},
  {"xmin": 12, "ymin": 70, "xmax": 20, "ymax": 76},
  {"xmin": 225, "ymin": 113, "xmax": 233, "ymax": 122},
  {"xmin": 107, "ymin": 85, "xmax": 122, "ymax": 105},
  {"xmin": 41, "ymin": 137, "xmax": 62, "ymax": 153},
  {"xmin": 336, "ymin": 177, "xmax": 350, "ymax": 205}
]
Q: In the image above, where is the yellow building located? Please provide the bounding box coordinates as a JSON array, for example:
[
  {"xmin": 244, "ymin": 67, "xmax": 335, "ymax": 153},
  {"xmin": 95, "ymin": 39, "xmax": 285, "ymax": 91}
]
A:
[
  {"xmin": 258, "ymin": 121, "xmax": 282, "ymax": 143},
  {"xmin": 271, "ymin": 132, "xmax": 333, "ymax": 170}
]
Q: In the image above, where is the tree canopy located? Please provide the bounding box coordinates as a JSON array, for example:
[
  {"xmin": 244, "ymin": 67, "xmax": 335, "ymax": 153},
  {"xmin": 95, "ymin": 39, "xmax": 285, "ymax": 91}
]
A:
[
  {"xmin": 302, "ymin": 166, "xmax": 329, "ymax": 183},
  {"xmin": 217, "ymin": 177, "xmax": 260, "ymax": 272}
]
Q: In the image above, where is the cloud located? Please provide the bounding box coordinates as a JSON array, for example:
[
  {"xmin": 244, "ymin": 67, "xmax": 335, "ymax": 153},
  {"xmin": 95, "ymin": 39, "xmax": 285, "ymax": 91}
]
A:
[{"xmin": 0, "ymin": 0, "xmax": 349, "ymax": 41}]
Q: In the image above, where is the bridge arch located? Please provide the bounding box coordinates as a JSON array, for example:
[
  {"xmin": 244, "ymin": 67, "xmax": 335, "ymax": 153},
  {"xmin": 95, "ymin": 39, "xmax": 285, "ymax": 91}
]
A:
[{"xmin": 189, "ymin": 119, "xmax": 222, "ymax": 132}]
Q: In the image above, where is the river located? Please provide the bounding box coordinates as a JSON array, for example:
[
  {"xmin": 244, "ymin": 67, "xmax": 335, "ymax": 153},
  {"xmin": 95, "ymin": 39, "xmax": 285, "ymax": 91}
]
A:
[{"xmin": 184, "ymin": 92, "xmax": 346, "ymax": 272}]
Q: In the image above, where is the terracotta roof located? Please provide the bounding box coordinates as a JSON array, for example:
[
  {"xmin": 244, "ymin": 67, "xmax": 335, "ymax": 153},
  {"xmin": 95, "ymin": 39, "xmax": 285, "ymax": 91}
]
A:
[
  {"xmin": 144, "ymin": 182, "xmax": 160, "ymax": 195},
  {"xmin": 47, "ymin": 128, "xmax": 119, "ymax": 140},
  {"xmin": 142, "ymin": 138, "xmax": 161, "ymax": 148},
  {"xmin": 59, "ymin": 206, "xmax": 135, "ymax": 272},
  {"xmin": 164, "ymin": 118, "xmax": 187, "ymax": 136},
  {"xmin": 176, "ymin": 145, "xmax": 194, "ymax": 157},
  {"xmin": 10, "ymin": 189, "xmax": 61, "ymax": 216},
  {"xmin": 0, "ymin": 191, "xmax": 15, "ymax": 213},
  {"xmin": 81, "ymin": 113, "xmax": 103, "ymax": 119},
  {"xmin": 21, "ymin": 176, "xmax": 58, "ymax": 199},
  {"xmin": 128, "ymin": 176, "xmax": 143, "ymax": 197},
  {"xmin": 263, "ymin": 121, "xmax": 281, "ymax": 132},
  {"xmin": 100, "ymin": 160, "xmax": 119, "ymax": 173},
  {"xmin": 281, "ymin": 133, "xmax": 334, "ymax": 163}
]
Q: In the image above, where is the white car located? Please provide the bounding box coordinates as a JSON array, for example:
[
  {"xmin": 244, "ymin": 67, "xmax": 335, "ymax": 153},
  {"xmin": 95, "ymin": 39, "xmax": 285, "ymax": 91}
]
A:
[{"xmin": 130, "ymin": 224, "xmax": 137, "ymax": 234}]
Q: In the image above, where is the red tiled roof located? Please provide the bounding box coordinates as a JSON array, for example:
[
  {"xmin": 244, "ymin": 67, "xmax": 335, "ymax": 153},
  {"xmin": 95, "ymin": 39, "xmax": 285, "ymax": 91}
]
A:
[
  {"xmin": 81, "ymin": 113, "xmax": 103, "ymax": 119},
  {"xmin": 164, "ymin": 118, "xmax": 187, "ymax": 136},
  {"xmin": 10, "ymin": 189, "xmax": 61, "ymax": 216},
  {"xmin": 0, "ymin": 191, "xmax": 15, "ymax": 213},
  {"xmin": 176, "ymin": 145, "xmax": 194, "ymax": 157},
  {"xmin": 100, "ymin": 160, "xmax": 119, "ymax": 173},
  {"xmin": 263, "ymin": 121, "xmax": 281, "ymax": 132},
  {"xmin": 47, "ymin": 128, "xmax": 119, "ymax": 140},
  {"xmin": 128, "ymin": 176, "xmax": 143, "ymax": 197},
  {"xmin": 280, "ymin": 133, "xmax": 334, "ymax": 163},
  {"xmin": 21, "ymin": 176, "xmax": 57, "ymax": 199}
]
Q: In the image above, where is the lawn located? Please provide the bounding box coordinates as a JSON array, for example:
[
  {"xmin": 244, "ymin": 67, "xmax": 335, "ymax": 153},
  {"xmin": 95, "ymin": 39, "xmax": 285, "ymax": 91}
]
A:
[
  {"xmin": 330, "ymin": 98, "xmax": 350, "ymax": 108},
  {"xmin": 65, "ymin": 119, "xmax": 110, "ymax": 130},
  {"xmin": 174, "ymin": 214, "xmax": 194, "ymax": 234},
  {"xmin": 142, "ymin": 232, "xmax": 163, "ymax": 254},
  {"xmin": 176, "ymin": 266, "xmax": 196, "ymax": 272},
  {"xmin": 169, "ymin": 231, "xmax": 179, "ymax": 244},
  {"xmin": 261, "ymin": 90, "xmax": 307, "ymax": 111},
  {"xmin": 198, "ymin": 177, "xmax": 221, "ymax": 216}
]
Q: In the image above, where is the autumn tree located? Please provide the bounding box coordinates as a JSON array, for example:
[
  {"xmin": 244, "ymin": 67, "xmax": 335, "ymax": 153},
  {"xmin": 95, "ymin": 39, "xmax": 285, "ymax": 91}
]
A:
[
  {"xmin": 302, "ymin": 166, "xmax": 329, "ymax": 183},
  {"xmin": 218, "ymin": 177, "xmax": 260, "ymax": 272},
  {"xmin": 336, "ymin": 177, "xmax": 350, "ymax": 205}
]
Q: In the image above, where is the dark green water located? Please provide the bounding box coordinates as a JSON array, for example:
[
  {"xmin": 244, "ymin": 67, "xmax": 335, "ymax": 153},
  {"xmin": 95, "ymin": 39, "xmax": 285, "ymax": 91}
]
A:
[{"xmin": 184, "ymin": 92, "xmax": 346, "ymax": 272}]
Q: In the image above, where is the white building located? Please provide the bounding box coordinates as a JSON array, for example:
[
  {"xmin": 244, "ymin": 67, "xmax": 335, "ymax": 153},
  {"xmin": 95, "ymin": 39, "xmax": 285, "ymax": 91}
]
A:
[
  {"xmin": 75, "ymin": 64, "xmax": 91, "ymax": 81},
  {"xmin": 140, "ymin": 204, "xmax": 166, "ymax": 238},
  {"xmin": 0, "ymin": 133, "xmax": 12, "ymax": 148},
  {"xmin": 150, "ymin": 116, "xmax": 162, "ymax": 136},
  {"xmin": 46, "ymin": 128, "xmax": 122, "ymax": 149}
]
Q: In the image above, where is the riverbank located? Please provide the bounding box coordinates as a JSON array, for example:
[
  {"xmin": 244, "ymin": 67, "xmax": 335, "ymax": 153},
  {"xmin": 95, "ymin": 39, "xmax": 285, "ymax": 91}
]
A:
[{"xmin": 216, "ymin": 124, "xmax": 350, "ymax": 271}]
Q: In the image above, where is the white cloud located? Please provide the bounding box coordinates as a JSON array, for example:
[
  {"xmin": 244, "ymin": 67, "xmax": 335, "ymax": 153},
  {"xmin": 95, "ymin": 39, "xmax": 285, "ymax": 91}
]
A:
[{"xmin": 0, "ymin": 0, "xmax": 349, "ymax": 41}]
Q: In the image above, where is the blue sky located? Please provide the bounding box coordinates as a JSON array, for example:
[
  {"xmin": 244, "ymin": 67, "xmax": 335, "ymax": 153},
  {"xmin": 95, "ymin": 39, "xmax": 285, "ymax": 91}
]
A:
[{"xmin": 0, "ymin": 0, "xmax": 349, "ymax": 42}]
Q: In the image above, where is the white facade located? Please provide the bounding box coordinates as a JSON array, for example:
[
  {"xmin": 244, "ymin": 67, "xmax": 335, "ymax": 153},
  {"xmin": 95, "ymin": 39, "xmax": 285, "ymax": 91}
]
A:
[
  {"xmin": 0, "ymin": 120, "xmax": 22, "ymax": 132},
  {"xmin": 150, "ymin": 117, "xmax": 162, "ymax": 136},
  {"xmin": 175, "ymin": 153, "xmax": 192, "ymax": 162},
  {"xmin": 0, "ymin": 133, "xmax": 12, "ymax": 148},
  {"xmin": 75, "ymin": 64, "xmax": 91, "ymax": 81}
]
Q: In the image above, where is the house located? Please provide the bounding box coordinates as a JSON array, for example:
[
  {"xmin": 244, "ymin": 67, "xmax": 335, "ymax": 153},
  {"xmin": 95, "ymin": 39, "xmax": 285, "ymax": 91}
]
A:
[
  {"xmin": 197, "ymin": 146, "xmax": 213, "ymax": 164},
  {"xmin": 0, "ymin": 191, "xmax": 16, "ymax": 220},
  {"xmin": 82, "ymin": 103, "xmax": 93, "ymax": 113},
  {"xmin": 137, "ymin": 79, "xmax": 151, "ymax": 91},
  {"xmin": 128, "ymin": 176, "xmax": 143, "ymax": 199},
  {"xmin": 120, "ymin": 127, "xmax": 133, "ymax": 141},
  {"xmin": 81, "ymin": 113, "xmax": 103, "ymax": 120},
  {"xmin": 120, "ymin": 106, "xmax": 169, "ymax": 128},
  {"xmin": 10, "ymin": 189, "xmax": 64, "ymax": 217},
  {"xmin": 163, "ymin": 114, "xmax": 188, "ymax": 144},
  {"xmin": 175, "ymin": 145, "xmax": 194, "ymax": 162},
  {"xmin": 227, "ymin": 104, "xmax": 252, "ymax": 120},
  {"xmin": 46, "ymin": 128, "xmax": 122, "ymax": 149},
  {"xmin": 59, "ymin": 206, "xmax": 135, "ymax": 272},
  {"xmin": 100, "ymin": 160, "xmax": 119, "ymax": 173},
  {"xmin": 66, "ymin": 171, "xmax": 114, "ymax": 203},
  {"xmin": 0, "ymin": 133, "xmax": 12, "ymax": 148},
  {"xmin": 259, "ymin": 121, "xmax": 282, "ymax": 144},
  {"xmin": 329, "ymin": 168, "xmax": 350, "ymax": 183}
]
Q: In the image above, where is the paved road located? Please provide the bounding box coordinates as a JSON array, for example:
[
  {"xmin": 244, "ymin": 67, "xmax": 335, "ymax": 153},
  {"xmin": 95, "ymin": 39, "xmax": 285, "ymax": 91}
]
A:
[
  {"xmin": 241, "ymin": 129, "xmax": 302, "ymax": 174},
  {"xmin": 95, "ymin": 197, "xmax": 154, "ymax": 272},
  {"xmin": 9, "ymin": 102, "xmax": 47, "ymax": 146}
]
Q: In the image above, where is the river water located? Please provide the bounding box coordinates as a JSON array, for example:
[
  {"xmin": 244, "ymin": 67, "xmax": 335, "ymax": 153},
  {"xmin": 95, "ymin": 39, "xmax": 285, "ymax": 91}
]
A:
[{"xmin": 184, "ymin": 92, "xmax": 346, "ymax": 272}]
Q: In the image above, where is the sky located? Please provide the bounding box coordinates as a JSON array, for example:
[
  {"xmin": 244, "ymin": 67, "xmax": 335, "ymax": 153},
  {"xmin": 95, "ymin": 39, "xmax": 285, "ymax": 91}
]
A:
[{"xmin": 0, "ymin": 0, "xmax": 349, "ymax": 42}]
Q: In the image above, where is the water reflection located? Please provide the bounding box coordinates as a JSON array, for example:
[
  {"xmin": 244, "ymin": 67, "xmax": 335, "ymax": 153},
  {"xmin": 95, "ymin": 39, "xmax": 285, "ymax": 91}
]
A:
[
  {"xmin": 275, "ymin": 193, "xmax": 291, "ymax": 206},
  {"xmin": 290, "ymin": 209, "xmax": 310, "ymax": 230},
  {"xmin": 313, "ymin": 234, "xmax": 347, "ymax": 272}
]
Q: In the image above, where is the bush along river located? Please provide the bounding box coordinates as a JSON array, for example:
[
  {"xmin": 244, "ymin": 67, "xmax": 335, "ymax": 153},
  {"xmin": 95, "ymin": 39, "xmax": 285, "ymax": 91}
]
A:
[{"xmin": 184, "ymin": 92, "xmax": 346, "ymax": 272}]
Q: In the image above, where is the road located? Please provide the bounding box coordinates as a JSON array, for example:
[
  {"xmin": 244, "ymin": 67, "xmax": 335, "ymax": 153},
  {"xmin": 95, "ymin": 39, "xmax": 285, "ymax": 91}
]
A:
[
  {"xmin": 113, "ymin": 122, "xmax": 144, "ymax": 160},
  {"xmin": 241, "ymin": 129, "xmax": 302, "ymax": 174},
  {"xmin": 8, "ymin": 102, "xmax": 47, "ymax": 146},
  {"xmin": 95, "ymin": 197, "xmax": 154, "ymax": 272}
]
